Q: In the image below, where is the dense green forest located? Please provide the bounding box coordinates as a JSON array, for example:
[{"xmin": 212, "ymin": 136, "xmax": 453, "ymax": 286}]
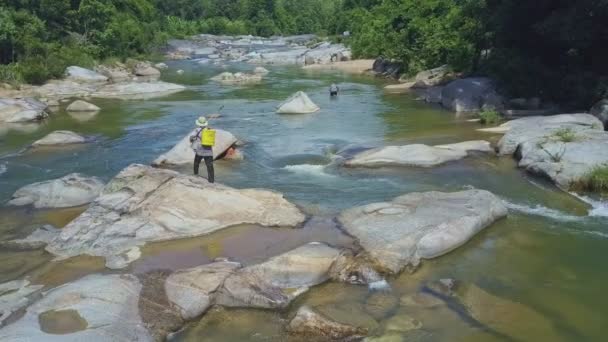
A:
[{"xmin": 1, "ymin": 0, "xmax": 607, "ymax": 108}]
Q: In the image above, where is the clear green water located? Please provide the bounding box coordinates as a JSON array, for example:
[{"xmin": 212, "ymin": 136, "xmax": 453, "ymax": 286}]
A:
[{"xmin": 1, "ymin": 61, "xmax": 607, "ymax": 341}]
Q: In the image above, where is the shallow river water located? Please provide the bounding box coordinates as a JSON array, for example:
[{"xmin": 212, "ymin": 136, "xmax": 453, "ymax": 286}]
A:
[{"xmin": 1, "ymin": 61, "xmax": 607, "ymax": 341}]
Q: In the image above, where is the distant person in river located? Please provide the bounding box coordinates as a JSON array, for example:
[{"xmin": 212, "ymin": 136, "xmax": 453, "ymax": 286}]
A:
[
  {"xmin": 189, "ymin": 116, "xmax": 215, "ymax": 183},
  {"xmin": 329, "ymin": 83, "xmax": 339, "ymax": 97}
]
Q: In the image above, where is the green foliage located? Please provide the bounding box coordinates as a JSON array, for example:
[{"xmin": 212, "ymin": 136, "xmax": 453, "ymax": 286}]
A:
[
  {"xmin": 478, "ymin": 109, "xmax": 501, "ymax": 125},
  {"xmin": 574, "ymin": 165, "xmax": 608, "ymax": 193},
  {"xmin": 552, "ymin": 128, "xmax": 578, "ymax": 143},
  {"xmin": 0, "ymin": 63, "xmax": 23, "ymax": 85},
  {"xmin": 2, "ymin": 0, "xmax": 607, "ymax": 109}
]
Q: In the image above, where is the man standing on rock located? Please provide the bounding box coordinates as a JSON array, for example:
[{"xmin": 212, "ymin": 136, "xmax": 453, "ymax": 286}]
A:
[
  {"xmin": 190, "ymin": 116, "xmax": 215, "ymax": 183},
  {"xmin": 330, "ymin": 83, "xmax": 339, "ymax": 97}
]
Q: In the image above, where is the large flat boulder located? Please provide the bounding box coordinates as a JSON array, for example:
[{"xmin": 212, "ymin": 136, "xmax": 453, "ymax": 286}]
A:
[
  {"xmin": 497, "ymin": 114, "xmax": 608, "ymax": 188},
  {"xmin": 0, "ymin": 274, "xmax": 152, "ymax": 342},
  {"xmin": 44, "ymin": 164, "xmax": 305, "ymax": 267},
  {"xmin": 346, "ymin": 141, "xmax": 492, "ymax": 168},
  {"xmin": 65, "ymin": 66, "xmax": 108, "ymax": 83},
  {"xmin": 216, "ymin": 242, "xmax": 341, "ymax": 309},
  {"xmin": 8, "ymin": 173, "xmax": 104, "ymax": 208},
  {"xmin": 34, "ymin": 80, "xmax": 99, "ymax": 99},
  {"xmin": 245, "ymin": 47, "xmax": 308, "ymax": 65},
  {"xmin": 165, "ymin": 261, "xmax": 241, "ymax": 320},
  {"xmin": 32, "ymin": 130, "xmax": 86, "ymax": 146},
  {"xmin": 91, "ymin": 81, "xmax": 185, "ymax": 100},
  {"xmin": 441, "ymin": 77, "xmax": 503, "ymax": 112},
  {"xmin": 0, "ymin": 280, "xmax": 43, "ymax": 325},
  {"xmin": 304, "ymin": 60, "xmax": 374, "ymax": 74},
  {"xmin": 152, "ymin": 129, "xmax": 237, "ymax": 166},
  {"xmin": 338, "ymin": 190, "xmax": 507, "ymax": 273},
  {"xmin": 277, "ymin": 91, "xmax": 320, "ymax": 114},
  {"xmin": 0, "ymin": 98, "xmax": 48, "ymax": 123}
]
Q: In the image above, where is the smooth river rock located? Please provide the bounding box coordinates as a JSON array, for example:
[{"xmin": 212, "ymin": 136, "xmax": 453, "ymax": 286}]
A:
[
  {"xmin": 152, "ymin": 129, "xmax": 238, "ymax": 166},
  {"xmin": 165, "ymin": 261, "xmax": 241, "ymax": 320},
  {"xmin": 216, "ymin": 242, "xmax": 341, "ymax": 309},
  {"xmin": 277, "ymin": 91, "xmax": 320, "ymax": 114},
  {"xmin": 8, "ymin": 173, "xmax": 104, "ymax": 208},
  {"xmin": 0, "ymin": 279, "xmax": 44, "ymax": 325},
  {"xmin": 497, "ymin": 114, "xmax": 608, "ymax": 188},
  {"xmin": 65, "ymin": 66, "xmax": 108, "ymax": 83},
  {"xmin": 441, "ymin": 77, "xmax": 503, "ymax": 112},
  {"xmin": 44, "ymin": 164, "xmax": 305, "ymax": 267},
  {"xmin": 0, "ymin": 98, "xmax": 48, "ymax": 123},
  {"xmin": 338, "ymin": 190, "xmax": 508, "ymax": 273},
  {"xmin": 0, "ymin": 274, "xmax": 152, "ymax": 342},
  {"xmin": 66, "ymin": 100, "xmax": 100, "ymax": 112},
  {"xmin": 590, "ymin": 99, "xmax": 608, "ymax": 129},
  {"xmin": 287, "ymin": 306, "xmax": 368, "ymax": 340},
  {"xmin": 346, "ymin": 141, "xmax": 492, "ymax": 168},
  {"xmin": 32, "ymin": 130, "xmax": 86, "ymax": 146}
]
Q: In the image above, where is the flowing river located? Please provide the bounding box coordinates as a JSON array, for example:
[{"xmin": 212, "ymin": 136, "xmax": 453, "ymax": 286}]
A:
[{"xmin": 1, "ymin": 60, "xmax": 607, "ymax": 341}]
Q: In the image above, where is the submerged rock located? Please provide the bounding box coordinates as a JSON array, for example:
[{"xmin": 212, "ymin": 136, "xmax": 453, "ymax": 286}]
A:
[
  {"xmin": 287, "ymin": 306, "xmax": 368, "ymax": 340},
  {"xmin": 0, "ymin": 274, "xmax": 152, "ymax": 341},
  {"xmin": 44, "ymin": 164, "xmax": 305, "ymax": 267},
  {"xmin": 154, "ymin": 62, "xmax": 169, "ymax": 70},
  {"xmin": 91, "ymin": 81, "xmax": 185, "ymax": 100},
  {"xmin": 339, "ymin": 190, "xmax": 507, "ymax": 273},
  {"xmin": 152, "ymin": 129, "xmax": 238, "ymax": 166},
  {"xmin": 497, "ymin": 114, "xmax": 608, "ymax": 189},
  {"xmin": 455, "ymin": 283, "xmax": 560, "ymax": 341},
  {"xmin": 216, "ymin": 242, "xmax": 341, "ymax": 309},
  {"xmin": 253, "ymin": 66, "xmax": 269, "ymax": 74},
  {"xmin": 277, "ymin": 91, "xmax": 320, "ymax": 114},
  {"xmin": 0, "ymin": 279, "xmax": 43, "ymax": 325},
  {"xmin": 165, "ymin": 261, "xmax": 241, "ymax": 320},
  {"xmin": 210, "ymin": 72, "xmax": 262, "ymax": 84},
  {"xmin": 8, "ymin": 173, "xmax": 104, "ymax": 208},
  {"xmin": 0, "ymin": 225, "xmax": 61, "ymax": 251},
  {"xmin": 383, "ymin": 312, "xmax": 422, "ymax": 333},
  {"xmin": 441, "ymin": 77, "xmax": 503, "ymax": 112},
  {"xmin": 66, "ymin": 100, "xmax": 100, "ymax": 112},
  {"xmin": 364, "ymin": 292, "xmax": 399, "ymax": 320},
  {"xmin": 65, "ymin": 66, "xmax": 108, "ymax": 83},
  {"xmin": 0, "ymin": 98, "xmax": 48, "ymax": 123},
  {"xmin": 346, "ymin": 141, "xmax": 492, "ymax": 168},
  {"xmin": 32, "ymin": 130, "xmax": 86, "ymax": 146}
]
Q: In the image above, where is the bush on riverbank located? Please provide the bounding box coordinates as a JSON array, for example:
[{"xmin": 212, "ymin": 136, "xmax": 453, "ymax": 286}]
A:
[
  {"xmin": 478, "ymin": 109, "xmax": 501, "ymax": 125},
  {"xmin": 574, "ymin": 166, "xmax": 608, "ymax": 193}
]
